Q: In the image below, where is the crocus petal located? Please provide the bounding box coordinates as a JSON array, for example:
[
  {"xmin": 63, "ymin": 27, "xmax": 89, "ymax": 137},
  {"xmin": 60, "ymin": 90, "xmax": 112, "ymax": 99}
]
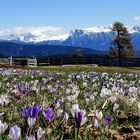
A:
[
  {"xmin": 94, "ymin": 118, "xmax": 99, "ymax": 128},
  {"xmin": 9, "ymin": 125, "xmax": 21, "ymax": 140},
  {"xmin": 104, "ymin": 117, "xmax": 111, "ymax": 127},
  {"xmin": 27, "ymin": 117, "xmax": 36, "ymax": 128},
  {"xmin": 21, "ymin": 109, "xmax": 30, "ymax": 119},
  {"xmin": 71, "ymin": 104, "xmax": 80, "ymax": 116},
  {"xmin": 37, "ymin": 127, "xmax": 45, "ymax": 140},
  {"xmin": 0, "ymin": 120, "xmax": 8, "ymax": 134},
  {"xmin": 31, "ymin": 106, "xmax": 40, "ymax": 118},
  {"xmin": 43, "ymin": 108, "xmax": 55, "ymax": 123}
]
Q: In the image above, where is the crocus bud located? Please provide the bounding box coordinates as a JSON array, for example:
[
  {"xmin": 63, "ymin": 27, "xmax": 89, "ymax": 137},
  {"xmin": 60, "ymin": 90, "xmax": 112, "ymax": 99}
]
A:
[
  {"xmin": 0, "ymin": 120, "xmax": 8, "ymax": 134},
  {"xmin": 71, "ymin": 104, "xmax": 80, "ymax": 116},
  {"xmin": 56, "ymin": 109, "xmax": 63, "ymax": 117},
  {"xmin": 27, "ymin": 117, "xmax": 36, "ymax": 128},
  {"xmin": 62, "ymin": 113, "xmax": 69, "ymax": 124},
  {"xmin": 104, "ymin": 117, "xmax": 111, "ymax": 127},
  {"xmin": 95, "ymin": 110, "xmax": 103, "ymax": 120},
  {"xmin": 37, "ymin": 127, "xmax": 45, "ymax": 140},
  {"xmin": 94, "ymin": 118, "xmax": 99, "ymax": 128},
  {"xmin": 9, "ymin": 125, "xmax": 21, "ymax": 140},
  {"xmin": 76, "ymin": 111, "xmax": 84, "ymax": 128},
  {"xmin": 113, "ymin": 103, "xmax": 119, "ymax": 112}
]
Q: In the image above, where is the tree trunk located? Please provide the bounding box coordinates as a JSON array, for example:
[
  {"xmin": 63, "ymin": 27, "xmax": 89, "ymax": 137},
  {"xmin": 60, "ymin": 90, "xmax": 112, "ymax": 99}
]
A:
[{"xmin": 118, "ymin": 45, "xmax": 121, "ymax": 66}]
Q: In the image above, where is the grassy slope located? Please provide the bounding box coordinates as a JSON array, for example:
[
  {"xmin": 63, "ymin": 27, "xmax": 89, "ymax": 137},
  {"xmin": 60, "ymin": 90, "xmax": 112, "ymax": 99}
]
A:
[
  {"xmin": 0, "ymin": 64, "xmax": 140, "ymax": 73},
  {"xmin": 38, "ymin": 66, "xmax": 140, "ymax": 73}
]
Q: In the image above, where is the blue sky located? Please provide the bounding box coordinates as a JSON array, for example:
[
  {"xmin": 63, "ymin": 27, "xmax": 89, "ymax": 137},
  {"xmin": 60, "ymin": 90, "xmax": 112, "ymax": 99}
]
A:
[{"xmin": 0, "ymin": 0, "xmax": 140, "ymax": 29}]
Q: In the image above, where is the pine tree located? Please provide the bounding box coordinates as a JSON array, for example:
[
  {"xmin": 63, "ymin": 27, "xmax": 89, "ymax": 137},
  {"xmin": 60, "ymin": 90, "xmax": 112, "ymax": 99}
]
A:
[
  {"xmin": 73, "ymin": 49, "xmax": 83, "ymax": 57},
  {"xmin": 109, "ymin": 22, "xmax": 135, "ymax": 66}
]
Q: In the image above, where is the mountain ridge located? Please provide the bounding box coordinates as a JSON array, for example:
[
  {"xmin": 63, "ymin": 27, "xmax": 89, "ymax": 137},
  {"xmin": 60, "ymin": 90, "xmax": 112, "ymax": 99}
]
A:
[{"xmin": 0, "ymin": 25, "xmax": 140, "ymax": 51}]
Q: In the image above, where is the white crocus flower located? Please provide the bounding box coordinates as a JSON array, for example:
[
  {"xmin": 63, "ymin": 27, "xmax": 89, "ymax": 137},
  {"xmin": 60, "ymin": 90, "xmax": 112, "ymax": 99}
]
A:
[
  {"xmin": 67, "ymin": 94, "xmax": 78, "ymax": 102},
  {"xmin": 0, "ymin": 94, "xmax": 11, "ymax": 106},
  {"xmin": 94, "ymin": 118, "xmax": 99, "ymax": 128},
  {"xmin": 86, "ymin": 98, "xmax": 90, "ymax": 104},
  {"xmin": 71, "ymin": 104, "xmax": 80, "ymax": 116},
  {"xmin": 109, "ymin": 96, "xmax": 117, "ymax": 103},
  {"xmin": 0, "ymin": 120, "xmax": 8, "ymax": 134},
  {"xmin": 27, "ymin": 117, "xmax": 36, "ymax": 128},
  {"xmin": 66, "ymin": 88, "xmax": 71, "ymax": 94},
  {"xmin": 83, "ymin": 82, "xmax": 88, "ymax": 87},
  {"xmin": 37, "ymin": 127, "xmax": 45, "ymax": 140},
  {"xmin": 95, "ymin": 110, "xmax": 103, "ymax": 120},
  {"xmin": 57, "ymin": 109, "xmax": 63, "ymax": 117},
  {"xmin": 63, "ymin": 113, "xmax": 69, "ymax": 124},
  {"xmin": 90, "ymin": 95, "xmax": 95, "ymax": 100},
  {"xmin": 9, "ymin": 125, "xmax": 21, "ymax": 140},
  {"xmin": 113, "ymin": 103, "xmax": 119, "ymax": 111}
]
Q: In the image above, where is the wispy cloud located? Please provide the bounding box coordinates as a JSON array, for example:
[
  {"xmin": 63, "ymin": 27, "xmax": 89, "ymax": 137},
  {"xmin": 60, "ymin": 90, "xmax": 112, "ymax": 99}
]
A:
[{"xmin": 134, "ymin": 16, "xmax": 140, "ymax": 21}]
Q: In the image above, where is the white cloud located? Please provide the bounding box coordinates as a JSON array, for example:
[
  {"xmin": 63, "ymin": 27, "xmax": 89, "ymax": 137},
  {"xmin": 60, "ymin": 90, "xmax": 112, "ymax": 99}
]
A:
[
  {"xmin": 0, "ymin": 26, "xmax": 70, "ymax": 35},
  {"xmin": 0, "ymin": 26, "xmax": 71, "ymax": 41},
  {"xmin": 134, "ymin": 16, "xmax": 140, "ymax": 21},
  {"xmin": 13, "ymin": 26, "xmax": 69, "ymax": 36}
]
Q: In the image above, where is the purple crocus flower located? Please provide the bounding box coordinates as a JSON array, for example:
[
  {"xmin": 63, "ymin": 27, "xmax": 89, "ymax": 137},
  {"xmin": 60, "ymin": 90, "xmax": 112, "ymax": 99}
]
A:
[
  {"xmin": 21, "ymin": 106, "xmax": 40, "ymax": 128},
  {"xmin": 69, "ymin": 73, "xmax": 77, "ymax": 78},
  {"xmin": 21, "ymin": 106, "xmax": 40, "ymax": 119},
  {"xmin": 56, "ymin": 81, "xmax": 63, "ymax": 87},
  {"xmin": 53, "ymin": 74, "xmax": 58, "ymax": 81},
  {"xmin": 30, "ymin": 106, "xmax": 40, "ymax": 118},
  {"xmin": 55, "ymin": 98, "xmax": 63, "ymax": 109},
  {"xmin": 124, "ymin": 88, "xmax": 129, "ymax": 96},
  {"xmin": 84, "ymin": 93, "xmax": 92, "ymax": 99},
  {"xmin": 76, "ymin": 111, "xmax": 83, "ymax": 128},
  {"xmin": 55, "ymin": 98, "xmax": 63, "ymax": 105},
  {"xmin": 17, "ymin": 83, "xmax": 30, "ymax": 94},
  {"xmin": 43, "ymin": 108, "xmax": 55, "ymax": 123},
  {"xmin": 21, "ymin": 108, "xmax": 30, "ymax": 119},
  {"xmin": 104, "ymin": 117, "xmax": 111, "ymax": 127}
]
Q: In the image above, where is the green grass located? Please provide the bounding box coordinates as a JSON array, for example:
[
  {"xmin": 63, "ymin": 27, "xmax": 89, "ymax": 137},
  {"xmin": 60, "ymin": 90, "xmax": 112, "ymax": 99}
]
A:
[
  {"xmin": 38, "ymin": 65, "xmax": 140, "ymax": 73},
  {"xmin": 0, "ymin": 64, "xmax": 140, "ymax": 73}
]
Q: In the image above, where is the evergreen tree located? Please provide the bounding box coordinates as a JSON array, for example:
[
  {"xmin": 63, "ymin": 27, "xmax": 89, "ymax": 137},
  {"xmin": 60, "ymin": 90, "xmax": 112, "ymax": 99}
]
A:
[
  {"xmin": 109, "ymin": 22, "xmax": 135, "ymax": 66},
  {"xmin": 73, "ymin": 49, "xmax": 83, "ymax": 57}
]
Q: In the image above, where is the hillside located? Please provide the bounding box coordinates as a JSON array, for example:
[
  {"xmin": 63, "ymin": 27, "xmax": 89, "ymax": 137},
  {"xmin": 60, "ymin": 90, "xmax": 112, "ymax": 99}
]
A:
[{"xmin": 0, "ymin": 41, "xmax": 106, "ymax": 57}]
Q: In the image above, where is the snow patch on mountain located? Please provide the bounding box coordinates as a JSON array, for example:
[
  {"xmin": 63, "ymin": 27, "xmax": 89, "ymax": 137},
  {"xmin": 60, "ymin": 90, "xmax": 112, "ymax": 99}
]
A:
[{"xmin": 84, "ymin": 26, "xmax": 111, "ymax": 33}]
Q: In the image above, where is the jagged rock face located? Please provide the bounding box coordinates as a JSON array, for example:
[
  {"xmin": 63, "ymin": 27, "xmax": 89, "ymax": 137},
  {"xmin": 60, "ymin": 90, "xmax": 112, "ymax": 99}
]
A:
[
  {"xmin": 63, "ymin": 29, "xmax": 114, "ymax": 50},
  {"xmin": 62, "ymin": 26, "xmax": 140, "ymax": 50}
]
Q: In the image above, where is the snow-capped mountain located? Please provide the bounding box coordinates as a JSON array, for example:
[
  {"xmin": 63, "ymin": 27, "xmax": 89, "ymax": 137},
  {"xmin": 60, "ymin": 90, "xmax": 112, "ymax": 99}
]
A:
[
  {"xmin": 61, "ymin": 26, "xmax": 140, "ymax": 50},
  {"xmin": 0, "ymin": 26, "xmax": 140, "ymax": 50}
]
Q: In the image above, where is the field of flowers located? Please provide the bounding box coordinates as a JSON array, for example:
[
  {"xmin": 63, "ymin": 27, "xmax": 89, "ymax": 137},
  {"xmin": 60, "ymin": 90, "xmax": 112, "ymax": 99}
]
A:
[{"xmin": 0, "ymin": 68, "xmax": 140, "ymax": 140}]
